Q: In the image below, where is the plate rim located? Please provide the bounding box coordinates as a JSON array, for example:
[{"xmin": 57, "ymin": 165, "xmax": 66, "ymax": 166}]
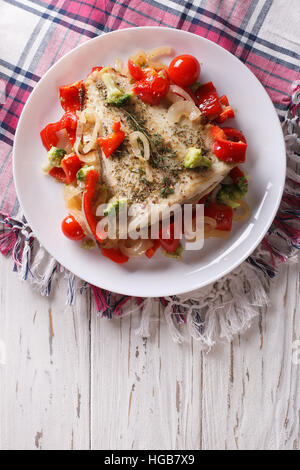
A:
[{"xmin": 13, "ymin": 26, "xmax": 286, "ymax": 297}]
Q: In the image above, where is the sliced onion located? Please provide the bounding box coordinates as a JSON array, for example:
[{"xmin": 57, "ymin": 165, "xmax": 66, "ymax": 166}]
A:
[
  {"xmin": 147, "ymin": 46, "xmax": 172, "ymax": 60},
  {"xmin": 119, "ymin": 238, "xmax": 153, "ymax": 258},
  {"xmin": 147, "ymin": 60, "xmax": 169, "ymax": 71},
  {"xmin": 74, "ymin": 121, "xmax": 84, "ymax": 157},
  {"xmin": 69, "ymin": 209, "xmax": 88, "ymax": 234},
  {"xmin": 205, "ymin": 229, "xmax": 230, "ymax": 239},
  {"xmin": 114, "ymin": 57, "xmax": 124, "ymax": 73},
  {"xmin": 233, "ymin": 200, "xmax": 250, "ymax": 222},
  {"xmin": 56, "ymin": 129, "xmax": 73, "ymax": 153},
  {"xmin": 83, "ymin": 112, "xmax": 101, "ymax": 153},
  {"xmin": 167, "ymin": 100, "xmax": 201, "ymax": 124},
  {"xmin": 129, "ymin": 131, "xmax": 150, "ymax": 161},
  {"xmin": 168, "ymin": 85, "xmax": 194, "ymax": 103},
  {"xmin": 185, "ymin": 216, "xmax": 217, "ymax": 241},
  {"xmin": 130, "ymin": 50, "xmax": 147, "ymax": 67}
]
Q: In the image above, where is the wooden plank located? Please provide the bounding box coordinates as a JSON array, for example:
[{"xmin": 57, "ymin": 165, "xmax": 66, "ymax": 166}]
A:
[
  {"xmin": 91, "ymin": 305, "xmax": 202, "ymax": 450},
  {"xmin": 0, "ymin": 254, "xmax": 91, "ymax": 450},
  {"xmin": 91, "ymin": 261, "xmax": 300, "ymax": 450},
  {"xmin": 201, "ymin": 260, "xmax": 300, "ymax": 450}
]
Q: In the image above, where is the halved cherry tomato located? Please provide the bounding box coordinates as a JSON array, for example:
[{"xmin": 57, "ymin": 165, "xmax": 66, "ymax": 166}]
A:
[
  {"xmin": 145, "ymin": 239, "xmax": 160, "ymax": 259},
  {"xmin": 98, "ymin": 121, "xmax": 125, "ymax": 158},
  {"xmin": 101, "ymin": 247, "xmax": 129, "ymax": 264},
  {"xmin": 132, "ymin": 69, "xmax": 170, "ymax": 105},
  {"xmin": 195, "ymin": 82, "xmax": 222, "ymax": 120},
  {"xmin": 62, "ymin": 215, "xmax": 85, "ymax": 241},
  {"xmin": 159, "ymin": 222, "xmax": 181, "ymax": 253},
  {"xmin": 168, "ymin": 55, "xmax": 200, "ymax": 87},
  {"xmin": 128, "ymin": 59, "xmax": 145, "ymax": 81},
  {"xmin": 204, "ymin": 203, "xmax": 233, "ymax": 231}
]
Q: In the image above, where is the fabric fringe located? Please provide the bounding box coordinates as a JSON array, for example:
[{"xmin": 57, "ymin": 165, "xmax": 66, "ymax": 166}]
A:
[{"xmin": 0, "ymin": 82, "xmax": 299, "ymax": 349}]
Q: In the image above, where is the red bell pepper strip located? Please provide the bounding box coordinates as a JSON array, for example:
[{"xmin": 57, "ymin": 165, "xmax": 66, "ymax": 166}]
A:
[
  {"xmin": 195, "ymin": 82, "xmax": 222, "ymax": 120},
  {"xmin": 128, "ymin": 59, "xmax": 145, "ymax": 81},
  {"xmin": 98, "ymin": 121, "xmax": 125, "ymax": 158},
  {"xmin": 219, "ymin": 95, "xmax": 229, "ymax": 106},
  {"xmin": 40, "ymin": 122, "xmax": 61, "ymax": 150},
  {"xmin": 49, "ymin": 153, "xmax": 81, "ymax": 184},
  {"xmin": 101, "ymin": 247, "xmax": 129, "ymax": 264},
  {"xmin": 41, "ymin": 112, "xmax": 78, "ymax": 150},
  {"xmin": 145, "ymin": 239, "xmax": 160, "ymax": 259},
  {"xmin": 216, "ymin": 106, "xmax": 235, "ymax": 124},
  {"xmin": 132, "ymin": 69, "xmax": 170, "ymax": 106},
  {"xmin": 60, "ymin": 112, "xmax": 78, "ymax": 145},
  {"xmin": 91, "ymin": 66, "xmax": 103, "ymax": 73},
  {"xmin": 49, "ymin": 167, "xmax": 67, "ymax": 183},
  {"xmin": 59, "ymin": 80, "xmax": 83, "ymax": 112},
  {"xmin": 204, "ymin": 203, "xmax": 233, "ymax": 231},
  {"xmin": 211, "ymin": 126, "xmax": 247, "ymax": 163},
  {"xmin": 210, "ymin": 125, "xmax": 226, "ymax": 141},
  {"xmin": 82, "ymin": 170, "xmax": 104, "ymax": 243},
  {"xmin": 61, "ymin": 154, "xmax": 81, "ymax": 184},
  {"xmin": 159, "ymin": 222, "xmax": 181, "ymax": 253}
]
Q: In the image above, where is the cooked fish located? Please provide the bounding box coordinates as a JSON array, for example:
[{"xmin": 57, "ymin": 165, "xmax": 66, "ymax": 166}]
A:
[{"xmin": 83, "ymin": 68, "xmax": 235, "ymax": 230}]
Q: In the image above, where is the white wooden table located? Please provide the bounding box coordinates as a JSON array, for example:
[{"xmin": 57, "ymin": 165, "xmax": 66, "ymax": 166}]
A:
[{"xmin": 0, "ymin": 250, "xmax": 299, "ymax": 450}]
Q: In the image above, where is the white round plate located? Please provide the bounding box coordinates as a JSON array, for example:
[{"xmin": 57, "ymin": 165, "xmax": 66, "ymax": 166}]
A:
[{"xmin": 13, "ymin": 27, "xmax": 286, "ymax": 298}]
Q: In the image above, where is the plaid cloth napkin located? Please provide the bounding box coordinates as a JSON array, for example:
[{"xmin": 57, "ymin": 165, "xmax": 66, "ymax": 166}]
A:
[{"xmin": 0, "ymin": 0, "xmax": 299, "ymax": 346}]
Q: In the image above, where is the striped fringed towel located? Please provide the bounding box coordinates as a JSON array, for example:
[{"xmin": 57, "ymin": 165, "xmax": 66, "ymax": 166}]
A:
[{"xmin": 0, "ymin": 0, "xmax": 299, "ymax": 348}]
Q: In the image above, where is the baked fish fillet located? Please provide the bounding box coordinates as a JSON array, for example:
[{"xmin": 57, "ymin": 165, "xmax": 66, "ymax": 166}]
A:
[{"xmin": 83, "ymin": 68, "xmax": 236, "ymax": 229}]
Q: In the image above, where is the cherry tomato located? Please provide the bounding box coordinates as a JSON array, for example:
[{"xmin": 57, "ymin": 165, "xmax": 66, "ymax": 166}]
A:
[
  {"xmin": 168, "ymin": 54, "xmax": 200, "ymax": 87},
  {"xmin": 62, "ymin": 215, "xmax": 85, "ymax": 241}
]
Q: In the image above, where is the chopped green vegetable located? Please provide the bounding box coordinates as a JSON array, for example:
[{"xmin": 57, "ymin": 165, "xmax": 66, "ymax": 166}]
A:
[
  {"xmin": 184, "ymin": 147, "xmax": 212, "ymax": 169},
  {"xmin": 42, "ymin": 147, "xmax": 66, "ymax": 173},
  {"xmin": 104, "ymin": 197, "xmax": 128, "ymax": 216},
  {"xmin": 217, "ymin": 182, "xmax": 248, "ymax": 209},
  {"xmin": 163, "ymin": 243, "xmax": 184, "ymax": 259},
  {"xmin": 76, "ymin": 165, "xmax": 95, "ymax": 183},
  {"xmin": 102, "ymin": 72, "xmax": 132, "ymax": 107},
  {"xmin": 236, "ymin": 176, "xmax": 248, "ymax": 195}
]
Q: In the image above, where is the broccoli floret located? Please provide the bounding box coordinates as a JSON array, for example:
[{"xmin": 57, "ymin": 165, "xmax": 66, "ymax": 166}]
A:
[
  {"xmin": 184, "ymin": 147, "xmax": 212, "ymax": 169},
  {"xmin": 217, "ymin": 183, "xmax": 248, "ymax": 209},
  {"xmin": 163, "ymin": 243, "xmax": 184, "ymax": 259},
  {"xmin": 236, "ymin": 176, "xmax": 248, "ymax": 196},
  {"xmin": 102, "ymin": 72, "xmax": 132, "ymax": 107},
  {"xmin": 42, "ymin": 147, "xmax": 66, "ymax": 173},
  {"xmin": 104, "ymin": 198, "xmax": 128, "ymax": 217},
  {"xmin": 76, "ymin": 165, "xmax": 95, "ymax": 183}
]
